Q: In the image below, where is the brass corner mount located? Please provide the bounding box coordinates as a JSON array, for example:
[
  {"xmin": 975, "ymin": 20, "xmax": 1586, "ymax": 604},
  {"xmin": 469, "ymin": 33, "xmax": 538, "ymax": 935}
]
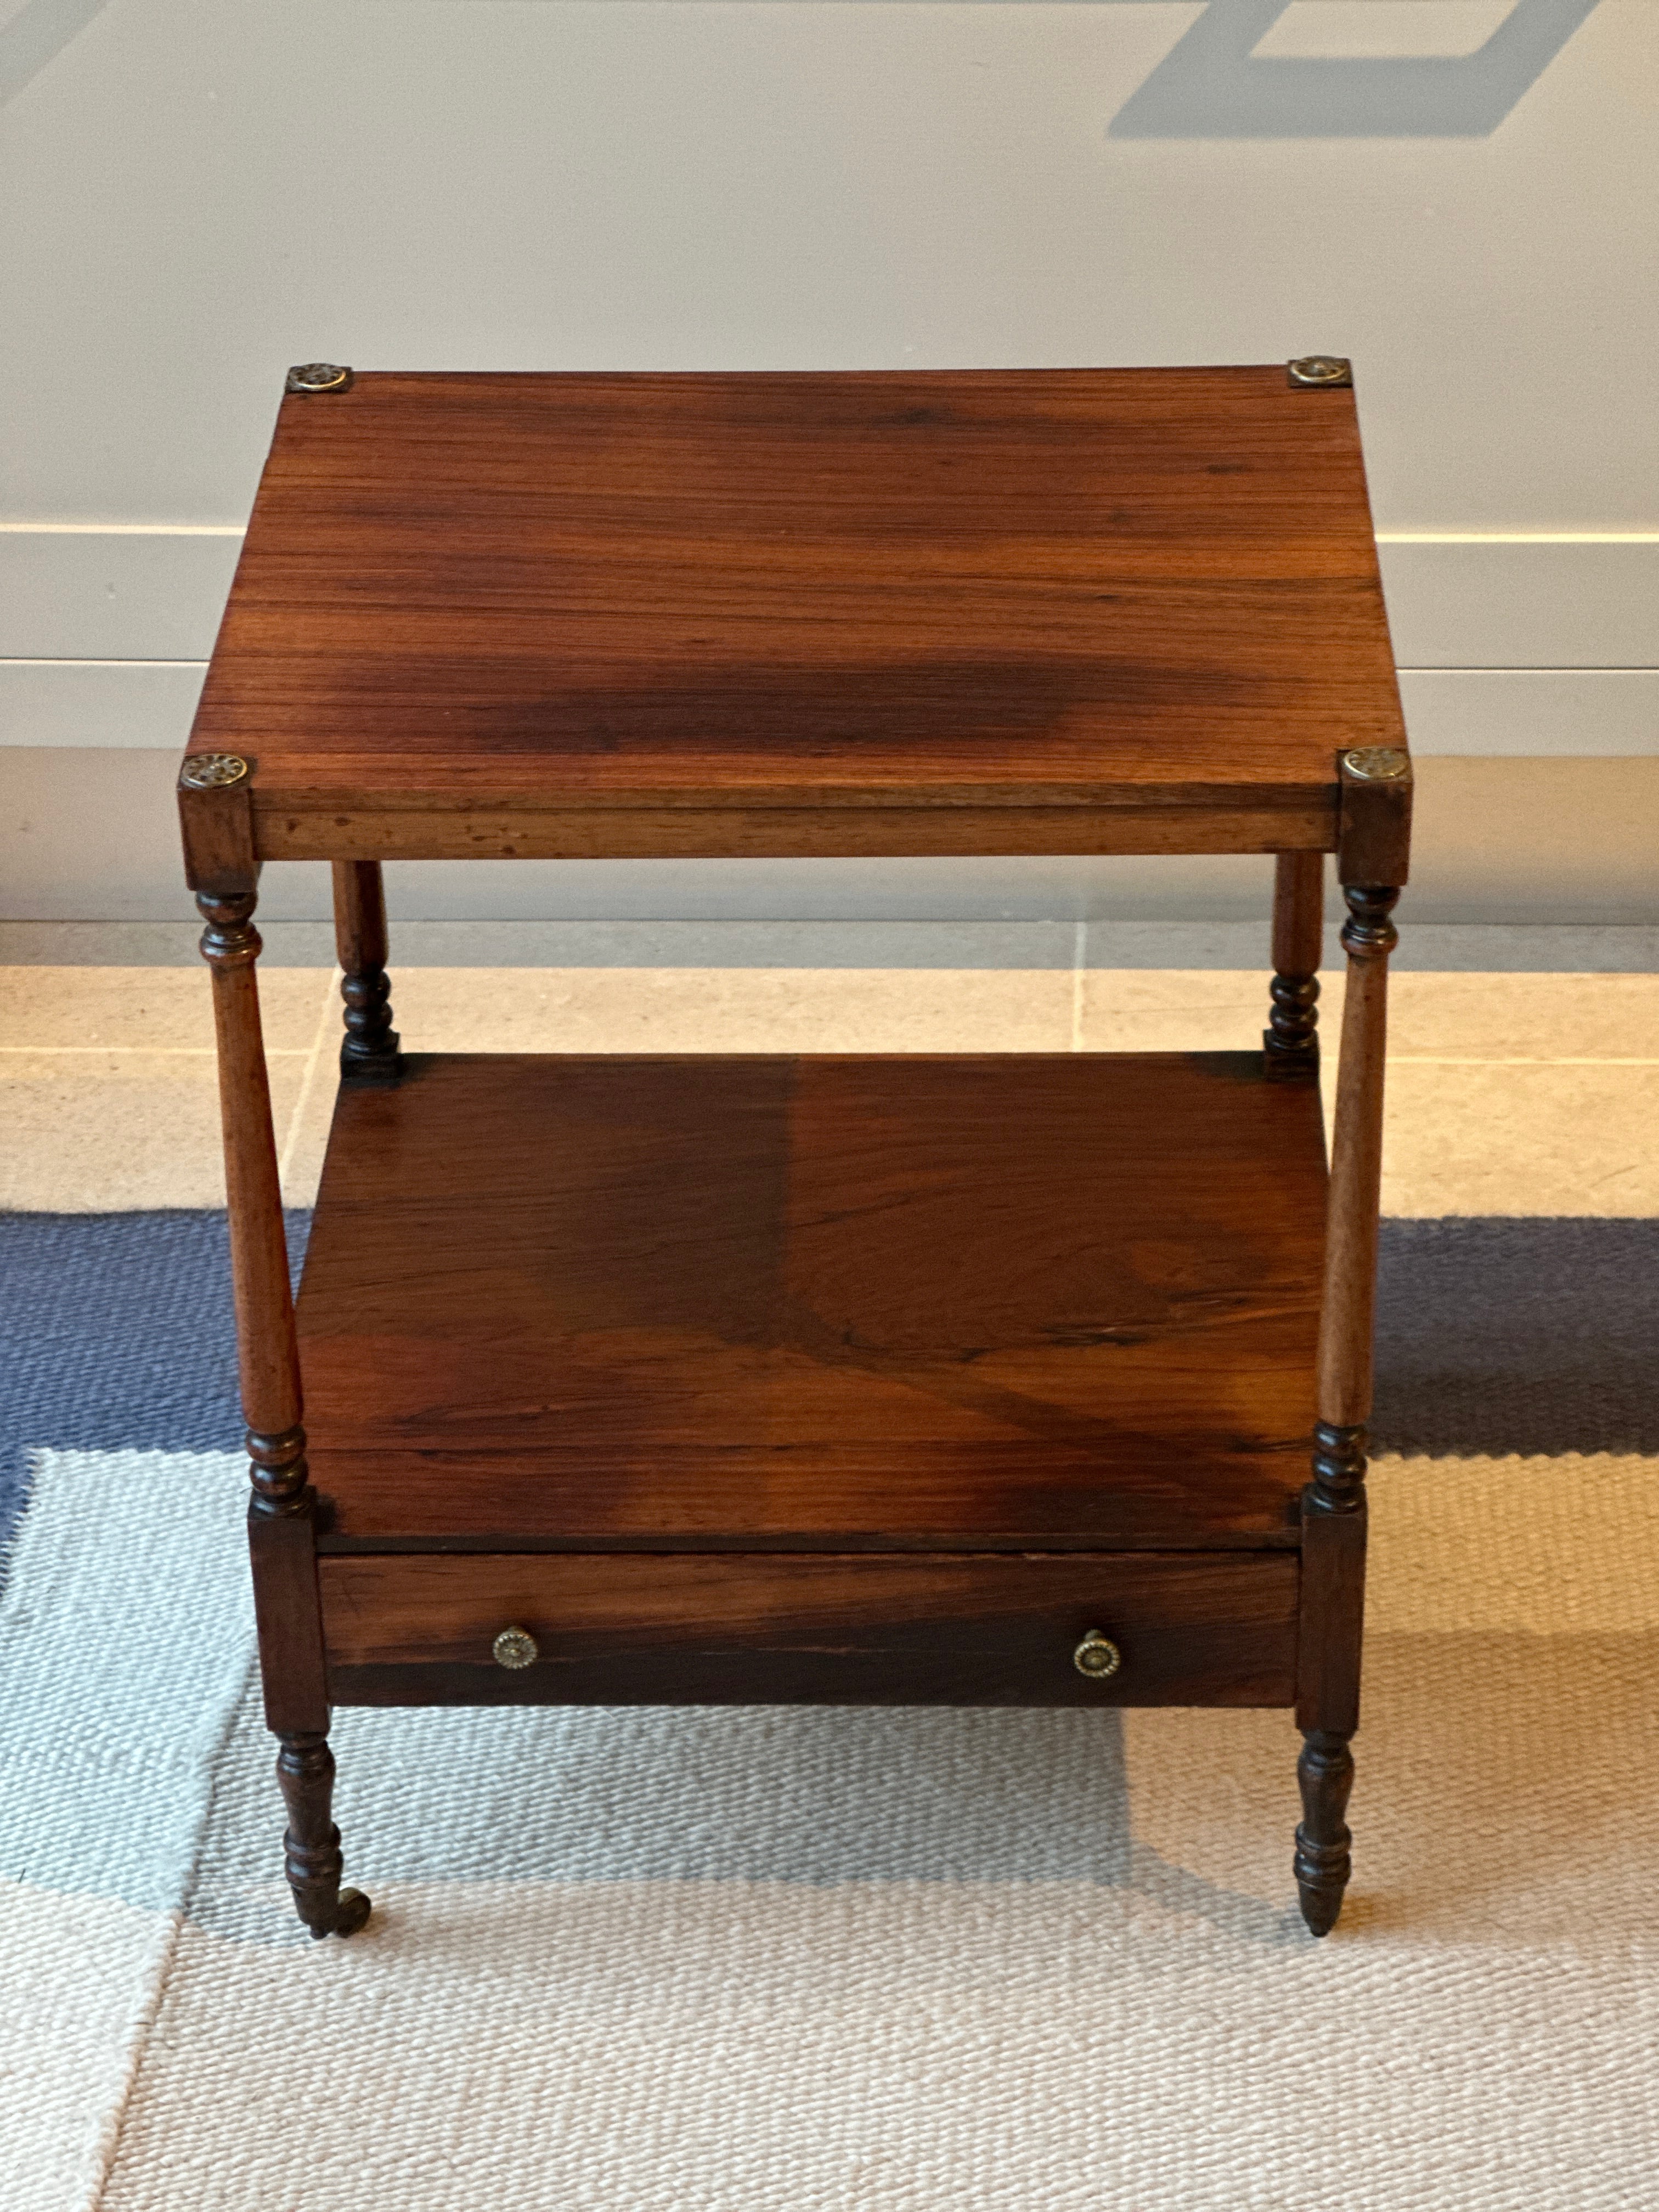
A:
[
  {"xmin": 1342, "ymin": 747, "xmax": 1410, "ymax": 783},
  {"xmin": 285, "ymin": 363, "xmax": 353, "ymax": 394},
  {"xmin": 1288, "ymin": 357, "xmax": 1353, "ymax": 390},
  {"xmin": 179, "ymin": 752, "xmax": 251, "ymax": 791}
]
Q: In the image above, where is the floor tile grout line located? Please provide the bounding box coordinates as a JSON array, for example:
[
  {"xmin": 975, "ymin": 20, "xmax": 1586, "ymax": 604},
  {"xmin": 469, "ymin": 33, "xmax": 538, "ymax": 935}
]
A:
[
  {"xmin": 2, "ymin": 1046, "xmax": 1655, "ymax": 1066},
  {"xmin": 1387, "ymin": 1057, "xmax": 1659, "ymax": 1067}
]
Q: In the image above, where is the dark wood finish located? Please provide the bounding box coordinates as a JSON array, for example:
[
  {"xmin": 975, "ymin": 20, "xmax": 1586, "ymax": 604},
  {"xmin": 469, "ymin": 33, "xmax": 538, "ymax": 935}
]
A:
[
  {"xmin": 1296, "ymin": 1421, "xmax": 1365, "ymax": 1940},
  {"xmin": 1315, "ymin": 888, "xmax": 1400, "ymax": 1430},
  {"xmin": 1294, "ymin": 1416, "xmax": 1370, "ymax": 1940},
  {"xmin": 247, "ymin": 1504, "xmax": 331, "ymax": 1735},
  {"xmin": 295, "ymin": 1051, "xmax": 1326, "ymax": 1552},
  {"xmin": 1307, "ymin": 1415, "xmax": 1367, "ymax": 1517},
  {"xmin": 331, "ymin": 860, "xmax": 401, "ymax": 1083},
  {"xmin": 1296, "ymin": 1444, "xmax": 1366, "ymax": 1747},
  {"xmin": 1264, "ymin": 850, "xmax": 1323, "ymax": 1077},
  {"xmin": 198, "ymin": 892, "xmax": 359, "ymax": 1929},
  {"xmin": 1338, "ymin": 750, "xmax": 1413, "ymax": 887},
  {"xmin": 1294, "ymin": 1730, "xmax": 1355, "ymax": 1938},
  {"xmin": 1264, "ymin": 981, "xmax": 1320, "ymax": 1073},
  {"xmin": 186, "ymin": 368, "xmax": 1406, "ymax": 862},
  {"xmin": 320, "ymin": 1551, "xmax": 1299, "ymax": 1708},
  {"xmin": 178, "ymin": 764, "xmax": 258, "ymax": 895},
  {"xmin": 257, "ymin": 797, "xmax": 1335, "ymax": 864},
  {"xmin": 1296, "ymin": 879, "xmax": 1399, "ymax": 1934},
  {"xmin": 196, "ymin": 893, "xmax": 304, "ymax": 1487},
  {"xmin": 274, "ymin": 1731, "xmax": 371, "ymax": 1939},
  {"xmin": 184, "ymin": 364, "xmax": 1411, "ymax": 1935},
  {"xmin": 1272, "ymin": 850, "xmax": 1326, "ymax": 979}
]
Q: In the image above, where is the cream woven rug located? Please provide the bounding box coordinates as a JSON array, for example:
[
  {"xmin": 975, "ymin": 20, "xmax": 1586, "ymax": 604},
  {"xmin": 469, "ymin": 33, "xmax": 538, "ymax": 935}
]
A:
[{"xmin": 6, "ymin": 1442, "xmax": 1658, "ymax": 2210}]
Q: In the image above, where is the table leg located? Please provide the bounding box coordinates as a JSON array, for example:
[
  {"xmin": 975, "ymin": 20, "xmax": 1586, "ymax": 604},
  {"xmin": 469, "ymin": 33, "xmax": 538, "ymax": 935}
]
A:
[
  {"xmin": 1265, "ymin": 852, "xmax": 1323, "ymax": 1077},
  {"xmin": 276, "ymin": 1733, "xmax": 371, "ymax": 1939},
  {"xmin": 332, "ymin": 860, "xmax": 401, "ymax": 1083},
  {"xmin": 198, "ymin": 889, "xmax": 370, "ymax": 1938},
  {"xmin": 1295, "ymin": 879, "xmax": 1399, "ymax": 1936}
]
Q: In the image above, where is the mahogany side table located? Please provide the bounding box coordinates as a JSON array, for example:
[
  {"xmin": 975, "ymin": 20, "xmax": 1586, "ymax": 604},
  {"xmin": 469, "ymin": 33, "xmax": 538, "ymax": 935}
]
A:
[{"xmin": 179, "ymin": 362, "xmax": 1410, "ymax": 1941}]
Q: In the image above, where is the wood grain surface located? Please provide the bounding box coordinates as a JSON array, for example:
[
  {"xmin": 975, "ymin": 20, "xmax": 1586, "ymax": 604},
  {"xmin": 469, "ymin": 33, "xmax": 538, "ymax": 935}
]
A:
[
  {"xmin": 187, "ymin": 368, "xmax": 1406, "ymax": 857},
  {"xmin": 320, "ymin": 1549, "xmax": 1300, "ymax": 1707},
  {"xmin": 197, "ymin": 895, "xmax": 302, "ymax": 1456},
  {"xmin": 296, "ymin": 1051, "xmax": 1327, "ymax": 1550},
  {"xmin": 1316, "ymin": 890, "xmax": 1399, "ymax": 1427},
  {"xmin": 1265, "ymin": 850, "xmax": 1325, "ymax": 1074},
  {"xmin": 252, "ymin": 797, "xmax": 1338, "ymax": 863},
  {"xmin": 1272, "ymin": 850, "xmax": 1325, "ymax": 979},
  {"xmin": 331, "ymin": 860, "xmax": 401, "ymax": 1081}
]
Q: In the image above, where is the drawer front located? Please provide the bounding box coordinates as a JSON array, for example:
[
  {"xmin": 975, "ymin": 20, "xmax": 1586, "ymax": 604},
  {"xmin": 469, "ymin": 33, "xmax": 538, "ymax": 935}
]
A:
[{"xmin": 321, "ymin": 1552, "xmax": 1297, "ymax": 1709}]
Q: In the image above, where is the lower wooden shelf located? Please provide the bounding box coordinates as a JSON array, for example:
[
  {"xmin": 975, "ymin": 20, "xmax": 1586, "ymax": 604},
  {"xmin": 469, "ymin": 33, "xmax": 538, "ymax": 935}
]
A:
[
  {"xmin": 320, "ymin": 1550, "xmax": 1300, "ymax": 1708},
  {"xmin": 296, "ymin": 1050, "xmax": 1328, "ymax": 1554}
]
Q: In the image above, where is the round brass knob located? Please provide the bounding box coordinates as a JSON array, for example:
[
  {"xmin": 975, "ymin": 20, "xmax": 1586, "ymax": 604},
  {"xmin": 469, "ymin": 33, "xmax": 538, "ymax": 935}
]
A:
[
  {"xmin": 1073, "ymin": 1629, "xmax": 1122, "ymax": 1681},
  {"xmin": 492, "ymin": 1625, "xmax": 538, "ymax": 1671}
]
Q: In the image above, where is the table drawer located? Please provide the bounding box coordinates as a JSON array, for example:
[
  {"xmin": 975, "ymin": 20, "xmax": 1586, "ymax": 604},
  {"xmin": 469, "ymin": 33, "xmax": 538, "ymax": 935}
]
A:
[{"xmin": 320, "ymin": 1551, "xmax": 1297, "ymax": 1708}]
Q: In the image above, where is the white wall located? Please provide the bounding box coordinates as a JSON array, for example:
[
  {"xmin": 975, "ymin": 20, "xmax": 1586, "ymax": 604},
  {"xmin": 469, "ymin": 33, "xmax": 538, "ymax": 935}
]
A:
[{"xmin": 2, "ymin": 2, "xmax": 1655, "ymax": 920}]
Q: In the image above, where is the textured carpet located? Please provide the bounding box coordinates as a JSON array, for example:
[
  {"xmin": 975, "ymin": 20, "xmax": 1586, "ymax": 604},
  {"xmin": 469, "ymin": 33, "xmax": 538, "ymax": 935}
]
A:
[
  {"xmin": 9, "ymin": 1446, "xmax": 1659, "ymax": 2211},
  {"xmin": 4, "ymin": 1214, "xmax": 1658, "ymax": 2209}
]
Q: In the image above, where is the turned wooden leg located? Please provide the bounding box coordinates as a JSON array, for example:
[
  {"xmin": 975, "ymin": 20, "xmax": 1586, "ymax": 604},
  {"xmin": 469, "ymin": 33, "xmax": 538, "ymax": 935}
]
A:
[
  {"xmin": 1295, "ymin": 1729, "xmax": 1356, "ymax": 1937},
  {"xmin": 1296, "ymin": 1415, "xmax": 1368, "ymax": 1936},
  {"xmin": 199, "ymin": 886, "xmax": 371, "ymax": 1940},
  {"xmin": 1295, "ymin": 856, "xmax": 1401, "ymax": 1937},
  {"xmin": 332, "ymin": 860, "xmax": 401, "ymax": 1082},
  {"xmin": 1265, "ymin": 851, "xmax": 1323, "ymax": 1077},
  {"xmin": 276, "ymin": 1731, "xmax": 373, "ymax": 1939}
]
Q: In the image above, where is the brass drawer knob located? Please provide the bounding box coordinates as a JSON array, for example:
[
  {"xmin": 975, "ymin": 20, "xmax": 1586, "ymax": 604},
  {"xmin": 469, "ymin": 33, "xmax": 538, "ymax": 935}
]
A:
[
  {"xmin": 492, "ymin": 1624, "xmax": 538, "ymax": 1671},
  {"xmin": 1073, "ymin": 1629, "xmax": 1122, "ymax": 1681}
]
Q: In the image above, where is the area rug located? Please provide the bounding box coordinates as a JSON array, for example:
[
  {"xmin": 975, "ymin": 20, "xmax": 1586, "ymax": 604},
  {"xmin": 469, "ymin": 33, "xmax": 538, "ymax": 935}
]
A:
[{"xmin": 3, "ymin": 1215, "xmax": 1658, "ymax": 2210}]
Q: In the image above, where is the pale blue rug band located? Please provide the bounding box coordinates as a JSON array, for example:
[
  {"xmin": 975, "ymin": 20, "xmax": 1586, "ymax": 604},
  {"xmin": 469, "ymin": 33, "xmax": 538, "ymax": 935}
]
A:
[{"xmin": 0, "ymin": 1451, "xmax": 253, "ymax": 1916}]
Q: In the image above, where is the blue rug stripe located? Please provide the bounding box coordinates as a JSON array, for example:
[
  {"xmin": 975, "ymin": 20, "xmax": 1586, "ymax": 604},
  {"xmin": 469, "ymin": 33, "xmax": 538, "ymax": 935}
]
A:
[
  {"xmin": 0, "ymin": 1451, "xmax": 253, "ymax": 1912},
  {"xmin": 1373, "ymin": 1218, "xmax": 1659, "ymax": 1458},
  {"xmin": 0, "ymin": 1211, "xmax": 308, "ymax": 1551}
]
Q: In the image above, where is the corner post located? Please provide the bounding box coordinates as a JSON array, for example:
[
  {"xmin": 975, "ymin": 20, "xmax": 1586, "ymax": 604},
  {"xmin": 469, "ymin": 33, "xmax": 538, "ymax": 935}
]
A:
[
  {"xmin": 1265, "ymin": 851, "xmax": 1324, "ymax": 1076},
  {"xmin": 195, "ymin": 876, "xmax": 370, "ymax": 1940},
  {"xmin": 1295, "ymin": 745, "xmax": 1410, "ymax": 1937},
  {"xmin": 332, "ymin": 860, "xmax": 402, "ymax": 1083}
]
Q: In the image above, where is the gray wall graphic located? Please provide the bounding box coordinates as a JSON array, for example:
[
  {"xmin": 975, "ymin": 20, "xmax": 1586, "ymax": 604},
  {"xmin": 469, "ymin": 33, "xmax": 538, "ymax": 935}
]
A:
[
  {"xmin": 1110, "ymin": 0, "xmax": 1603, "ymax": 138},
  {"xmin": 1, "ymin": 0, "xmax": 1604, "ymax": 134}
]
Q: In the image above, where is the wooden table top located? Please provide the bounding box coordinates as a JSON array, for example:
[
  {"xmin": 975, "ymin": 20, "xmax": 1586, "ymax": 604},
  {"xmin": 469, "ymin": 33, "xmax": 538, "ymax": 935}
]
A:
[{"xmin": 183, "ymin": 366, "xmax": 1407, "ymax": 867}]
